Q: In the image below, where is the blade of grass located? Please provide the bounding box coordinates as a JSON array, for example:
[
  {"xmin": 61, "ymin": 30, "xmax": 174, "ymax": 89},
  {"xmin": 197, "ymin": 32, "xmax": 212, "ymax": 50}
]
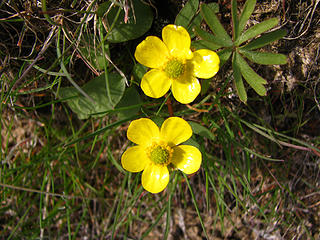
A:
[{"xmin": 182, "ymin": 173, "xmax": 209, "ymax": 239}]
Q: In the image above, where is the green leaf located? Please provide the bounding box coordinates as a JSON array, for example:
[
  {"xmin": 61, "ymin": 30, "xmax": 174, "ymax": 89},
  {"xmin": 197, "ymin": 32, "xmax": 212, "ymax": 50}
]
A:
[
  {"xmin": 234, "ymin": 51, "xmax": 267, "ymax": 96},
  {"xmin": 241, "ymin": 29, "xmax": 287, "ymax": 50},
  {"xmin": 59, "ymin": 73, "xmax": 126, "ymax": 119},
  {"xmin": 98, "ymin": 0, "xmax": 153, "ymax": 43},
  {"xmin": 239, "ymin": 49, "xmax": 287, "ymax": 65},
  {"xmin": 116, "ymin": 87, "xmax": 141, "ymax": 119},
  {"xmin": 200, "ymin": 4, "xmax": 233, "ymax": 47},
  {"xmin": 238, "ymin": 0, "xmax": 256, "ymax": 37},
  {"xmin": 188, "ymin": 121, "xmax": 216, "ymax": 141},
  {"xmin": 175, "ymin": 0, "xmax": 199, "ymax": 28},
  {"xmin": 132, "ymin": 63, "xmax": 147, "ymax": 84},
  {"xmin": 191, "ymin": 40, "xmax": 221, "ymax": 51},
  {"xmin": 231, "ymin": 0, "xmax": 239, "ymax": 39},
  {"xmin": 217, "ymin": 48, "xmax": 233, "ymax": 67},
  {"xmin": 200, "ymin": 79, "xmax": 211, "ymax": 95},
  {"xmin": 206, "ymin": 2, "xmax": 220, "ymax": 13},
  {"xmin": 194, "ymin": 26, "xmax": 225, "ymax": 47},
  {"xmin": 187, "ymin": 14, "xmax": 202, "ymax": 38},
  {"xmin": 232, "ymin": 52, "xmax": 247, "ymax": 102},
  {"xmin": 235, "ymin": 18, "xmax": 279, "ymax": 46}
]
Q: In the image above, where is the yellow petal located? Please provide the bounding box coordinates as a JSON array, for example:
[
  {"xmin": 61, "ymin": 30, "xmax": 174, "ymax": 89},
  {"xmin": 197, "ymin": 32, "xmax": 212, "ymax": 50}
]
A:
[
  {"xmin": 135, "ymin": 36, "xmax": 169, "ymax": 68},
  {"xmin": 127, "ymin": 118, "xmax": 160, "ymax": 146},
  {"xmin": 192, "ymin": 49, "xmax": 220, "ymax": 79},
  {"xmin": 162, "ymin": 25, "xmax": 192, "ymax": 59},
  {"xmin": 141, "ymin": 69, "xmax": 172, "ymax": 98},
  {"xmin": 121, "ymin": 146, "xmax": 149, "ymax": 172},
  {"xmin": 171, "ymin": 145, "xmax": 202, "ymax": 174},
  {"xmin": 160, "ymin": 117, "xmax": 192, "ymax": 146},
  {"xmin": 171, "ymin": 74, "xmax": 201, "ymax": 104},
  {"xmin": 141, "ymin": 162, "xmax": 169, "ymax": 193}
]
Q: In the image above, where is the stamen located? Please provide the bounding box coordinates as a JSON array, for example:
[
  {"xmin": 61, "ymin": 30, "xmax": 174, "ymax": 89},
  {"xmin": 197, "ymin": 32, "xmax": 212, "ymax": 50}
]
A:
[{"xmin": 164, "ymin": 59, "xmax": 185, "ymax": 79}]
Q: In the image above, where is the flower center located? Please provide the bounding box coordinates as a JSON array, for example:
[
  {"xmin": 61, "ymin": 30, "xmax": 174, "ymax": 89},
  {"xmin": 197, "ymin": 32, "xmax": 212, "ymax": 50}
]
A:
[
  {"xmin": 148, "ymin": 144, "xmax": 172, "ymax": 165},
  {"xmin": 164, "ymin": 59, "xmax": 185, "ymax": 79}
]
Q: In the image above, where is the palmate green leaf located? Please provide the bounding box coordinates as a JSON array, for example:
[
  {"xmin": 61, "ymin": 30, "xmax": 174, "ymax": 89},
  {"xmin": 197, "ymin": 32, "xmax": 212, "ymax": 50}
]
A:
[
  {"xmin": 232, "ymin": 52, "xmax": 247, "ymax": 102},
  {"xmin": 194, "ymin": 26, "xmax": 225, "ymax": 47},
  {"xmin": 97, "ymin": 0, "xmax": 153, "ymax": 43},
  {"xmin": 200, "ymin": 4, "xmax": 233, "ymax": 47},
  {"xmin": 217, "ymin": 48, "xmax": 233, "ymax": 67},
  {"xmin": 241, "ymin": 29, "xmax": 287, "ymax": 50},
  {"xmin": 175, "ymin": 0, "xmax": 199, "ymax": 28},
  {"xmin": 239, "ymin": 49, "xmax": 287, "ymax": 65},
  {"xmin": 59, "ymin": 73, "xmax": 126, "ymax": 119},
  {"xmin": 231, "ymin": 0, "xmax": 239, "ymax": 39},
  {"xmin": 235, "ymin": 18, "xmax": 279, "ymax": 46},
  {"xmin": 234, "ymin": 51, "xmax": 267, "ymax": 96},
  {"xmin": 238, "ymin": 0, "xmax": 256, "ymax": 39}
]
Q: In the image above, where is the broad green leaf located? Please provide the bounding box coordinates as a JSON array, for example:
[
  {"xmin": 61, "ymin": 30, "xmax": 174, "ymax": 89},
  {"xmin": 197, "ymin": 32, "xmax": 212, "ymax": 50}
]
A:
[
  {"xmin": 188, "ymin": 121, "xmax": 216, "ymax": 141},
  {"xmin": 239, "ymin": 49, "xmax": 287, "ymax": 65},
  {"xmin": 235, "ymin": 18, "xmax": 279, "ymax": 46},
  {"xmin": 132, "ymin": 63, "xmax": 147, "ymax": 84},
  {"xmin": 231, "ymin": 0, "xmax": 239, "ymax": 39},
  {"xmin": 98, "ymin": 0, "xmax": 153, "ymax": 43},
  {"xmin": 234, "ymin": 51, "xmax": 267, "ymax": 96},
  {"xmin": 241, "ymin": 29, "xmax": 287, "ymax": 50},
  {"xmin": 232, "ymin": 52, "xmax": 247, "ymax": 102},
  {"xmin": 191, "ymin": 40, "xmax": 221, "ymax": 51},
  {"xmin": 175, "ymin": 0, "xmax": 199, "ymax": 28},
  {"xmin": 217, "ymin": 48, "xmax": 232, "ymax": 67},
  {"xmin": 194, "ymin": 26, "xmax": 225, "ymax": 47},
  {"xmin": 200, "ymin": 4, "xmax": 233, "ymax": 47},
  {"xmin": 59, "ymin": 73, "xmax": 126, "ymax": 119},
  {"xmin": 238, "ymin": 0, "xmax": 256, "ymax": 38},
  {"xmin": 116, "ymin": 86, "xmax": 141, "ymax": 119}
]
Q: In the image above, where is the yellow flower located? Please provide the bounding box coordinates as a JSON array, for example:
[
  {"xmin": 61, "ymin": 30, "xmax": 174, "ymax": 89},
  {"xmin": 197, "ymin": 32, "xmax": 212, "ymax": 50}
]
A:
[
  {"xmin": 134, "ymin": 24, "xmax": 220, "ymax": 104},
  {"xmin": 121, "ymin": 117, "xmax": 202, "ymax": 194}
]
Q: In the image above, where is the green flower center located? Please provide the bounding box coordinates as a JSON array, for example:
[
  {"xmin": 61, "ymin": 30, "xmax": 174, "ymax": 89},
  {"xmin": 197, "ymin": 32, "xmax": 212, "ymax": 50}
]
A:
[
  {"xmin": 149, "ymin": 145, "xmax": 171, "ymax": 165},
  {"xmin": 164, "ymin": 59, "xmax": 185, "ymax": 79}
]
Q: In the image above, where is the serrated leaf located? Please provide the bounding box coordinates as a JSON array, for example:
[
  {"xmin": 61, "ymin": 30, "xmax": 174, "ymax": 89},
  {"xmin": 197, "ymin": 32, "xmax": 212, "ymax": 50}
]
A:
[
  {"xmin": 239, "ymin": 49, "xmax": 287, "ymax": 65},
  {"xmin": 188, "ymin": 121, "xmax": 216, "ymax": 141},
  {"xmin": 238, "ymin": 0, "xmax": 256, "ymax": 38},
  {"xmin": 116, "ymin": 86, "xmax": 141, "ymax": 119},
  {"xmin": 235, "ymin": 51, "xmax": 267, "ymax": 96},
  {"xmin": 241, "ymin": 29, "xmax": 287, "ymax": 50},
  {"xmin": 235, "ymin": 18, "xmax": 279, "ymax": 46},
  {"xmin": 191, "ymin": 40, "xmax": 221, "ymax": 51},
  {"xmin": 99, "ymin": 0, "xmax": 153, "ymax": 43},
  {"xmin": 200, "ymin": 4, "xmax": 233, "ymax": 47},
  {"xmin": 175, "ymin": 0, "xmax": 199, "ymax": 28},
  {"xmin": 217, "ymin": 48, "xmax": 232, "ymax": 67},
  {"xmin": 232, "ymin": 52, "xmax": 247, "ymax": 102},
  {"xmin": 59, "ymin": 73, "xmax": 126, "ymax": 119},
  {"xmin": 194, "ymin": 26, "xmax": 225, "ymax": 47},
  {"xmin": 231, "ymin": 0, "xmax": 239, "ymax": 39}
]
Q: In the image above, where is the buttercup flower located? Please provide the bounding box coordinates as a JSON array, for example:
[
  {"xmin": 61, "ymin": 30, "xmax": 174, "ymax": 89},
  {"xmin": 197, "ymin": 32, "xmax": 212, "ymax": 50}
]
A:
[
  {"xmin": 121, "ymin": 117, "xmax": 202, "ymax": 193},
  {"xmin": 134, "ymin": 24, "xmax": 220, "ymax": 104}
]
